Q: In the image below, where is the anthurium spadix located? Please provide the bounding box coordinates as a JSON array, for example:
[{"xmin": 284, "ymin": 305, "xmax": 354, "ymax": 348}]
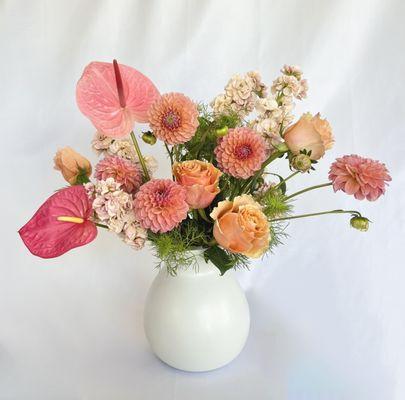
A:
[
  {"xmin": 19, "ymin": 186, "xmax": 97, "ymax": 258},
  {"xmin": 76, "ymin": 60, "xmax": 160, "ymax": 138}
]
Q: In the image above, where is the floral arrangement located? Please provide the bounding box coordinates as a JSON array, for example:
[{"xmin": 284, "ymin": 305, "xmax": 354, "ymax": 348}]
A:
[{"xmin": 19, "ymin": 61, "xmax": 391, "ymax": 275}]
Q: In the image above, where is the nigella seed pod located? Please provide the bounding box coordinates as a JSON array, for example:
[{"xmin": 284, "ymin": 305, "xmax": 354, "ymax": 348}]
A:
[
  {"xmin": 215, "ymin": 126, "xmax": 229, "ymax": 137},
  {"xmin": 350, "ymin": 216, "xmax": 370, "ymax": 232},
  {"xmin": 142, "ymin": 131, "xmax": 157, "ymax": 145}
]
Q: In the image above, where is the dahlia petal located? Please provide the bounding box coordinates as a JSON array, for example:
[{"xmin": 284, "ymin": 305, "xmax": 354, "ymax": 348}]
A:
[
  {"xmin": 344, "ymin": 179, "xmax": 360, "ymax": 195},
  {"xmin": 19, "ymin": 186, "xmax": 97, "ymax": 258},
  {"xmin": 76, "ymin": 61, "xmax": 160, "ymax": 138}
]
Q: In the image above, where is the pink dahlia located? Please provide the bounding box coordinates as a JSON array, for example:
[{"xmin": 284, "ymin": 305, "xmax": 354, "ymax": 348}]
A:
[
  {"xmin": 95, "ymin": 156, "xmax": 142, "ymax": 194},
  {"xmin": 329, "ymin": 155, "xmax": 391, "ymax": 201},
  {"xmin": 148, "ymin": 93, "xmax": 199, "ymax": 145},
  {"xmin": 214, "ymin": 127, "xmax": 268, "ymax": 179},
  {"xmin": 133, "ymin": 179, "xmax": 189, "ymax": 233}
]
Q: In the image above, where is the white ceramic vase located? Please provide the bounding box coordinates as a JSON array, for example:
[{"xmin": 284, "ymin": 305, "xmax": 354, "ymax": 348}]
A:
[{"xmin": 143, "ymin": 251, "xmax": 250, "ymax": 372}]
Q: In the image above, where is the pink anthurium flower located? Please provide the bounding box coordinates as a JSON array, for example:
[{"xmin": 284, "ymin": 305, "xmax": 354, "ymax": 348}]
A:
[
  {"xmin": 19, "ymin": 185, "xmax": 97, "ymax": 259},
  {"xmin": 76, "ymin": 60, "xmax": 160, "ymax": 138}
]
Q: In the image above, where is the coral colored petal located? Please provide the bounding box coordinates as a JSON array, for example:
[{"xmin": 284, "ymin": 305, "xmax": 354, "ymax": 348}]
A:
[
  {"xmin": 76, "ymin": 61, "xmax": 160, "ymax": 138},
  {"xmin": 19, "ymin": 186, "xmax": 97, "ymax": 258}
]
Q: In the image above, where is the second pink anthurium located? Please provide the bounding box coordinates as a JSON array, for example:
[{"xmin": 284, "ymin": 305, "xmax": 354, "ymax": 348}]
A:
[
  {"xmin": 76, "ymin": 60, "xmax": 160, "ymax": 138},
  {"xmin": 19, "ymin": 185, "xmax": 97, "ymax": 258}
]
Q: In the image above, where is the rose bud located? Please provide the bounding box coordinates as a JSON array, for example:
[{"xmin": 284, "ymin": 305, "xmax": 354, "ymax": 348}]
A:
[
  {"xmin": 54, "ymin": 147, "xmax": 92, "ymax": 185},
  {"xmin": 215, "ymin": 126, "xmax": 229, "ymax": 137},
  {"xmin": 284, "ymin": 113, "xmax": 334, "ymax": 160},
  {"xmin": 291, "ymin": 153, "xmax": 312, "ymax": 172},
  {"xmin": 173, "ymin": 160, "xmax": 222, "ymax": 209},
  {"xmin": 210, "ymin": 195, "xmax": 270, "ymax": 258},
  {"xmin": 142, "ymin": 131, "xmax": 157, "ymax": 145},
  {"xmin": 350, "ymin": 216, "xmax": 370, "ymax": 232}
]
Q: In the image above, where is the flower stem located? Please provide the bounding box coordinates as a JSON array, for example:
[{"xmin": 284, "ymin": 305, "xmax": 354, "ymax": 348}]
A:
[
  {"xmin": 165, "ymin": 143, "xmax": 174, "ymax": 166},
  {"xmin": 240, "ymin": 150, "xmax": 287, "ymax": 194},
  {"xmin": 285, "ymin": 182, "xmax": 332, "ymax": 200},
  {"xmin": 270, "ymin": 209, "xmax": 361, "ymax": 222},
  {"xmin": 95, "ymin": 222, "xmax": 109, "ymax": 229},
  {"xmin": 197, "ymin": 208, "xmax": 211, "ymax": 223},
  {"xmin": 274, "ymin": 171, "xmax": 300, "ymax": 190},
  {"xmin": 130, "ymin": 131, "xmax": 150, "ymax": 182}
]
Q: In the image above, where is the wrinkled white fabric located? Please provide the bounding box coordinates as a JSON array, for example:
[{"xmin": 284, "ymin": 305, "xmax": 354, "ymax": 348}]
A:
[{"xmin": 1, "ymin": 0, "xmax": 404, "ymax": 398}]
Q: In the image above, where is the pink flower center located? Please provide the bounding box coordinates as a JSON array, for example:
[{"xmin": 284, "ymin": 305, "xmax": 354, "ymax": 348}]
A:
[
  {"xmin": 153, "ymin": 188, "xmax": 170, "ymax": 206},
  {"xmin": 234, "ymin": 144, "xmax": 253, "ymax": 160},
  {"xmin": 162, "ymin": 109, "xmax": 181, "ymax": 131}
]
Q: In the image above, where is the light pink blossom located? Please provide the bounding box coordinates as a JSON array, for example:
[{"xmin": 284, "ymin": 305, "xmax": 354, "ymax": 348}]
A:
[{"xmin": 329, "ymin": 155, "xmax": 391, "ymax": 201}]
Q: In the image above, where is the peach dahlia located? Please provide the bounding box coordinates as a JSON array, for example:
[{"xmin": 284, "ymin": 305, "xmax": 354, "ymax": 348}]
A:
[
  {"xmin": 148, "ymin": 93, "xmax": 199, "ymax": 145},
  {"xmin": 133, "ymin": 179, "xmax": 189, "ymax": 233},
  {"xmin": 214, "ymin": 127, "xmax": 268, "ymax": 179},
  {"xmin": 329, "ymin": 155, "xmax": 391, "ymax": 201}
]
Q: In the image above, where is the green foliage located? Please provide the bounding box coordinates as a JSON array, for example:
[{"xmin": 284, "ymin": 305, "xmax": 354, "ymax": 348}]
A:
[
  {"xmin": 75, "ymin": 168, "xmax": 90, "ymax": 185},
  {"xmin": 268, "ymin": 222, "xmax": 288, "ymax": 253},
  {"xmin": 149, "ymin": 219, "xmax": 211, "ymax": 274},
  {"xmin": 204, "ymin": 245, "xmax": 250, "ymax": 275},
  {"xmin": 174, "ymin": 103, "xmax": 240, "ymax": 163}
]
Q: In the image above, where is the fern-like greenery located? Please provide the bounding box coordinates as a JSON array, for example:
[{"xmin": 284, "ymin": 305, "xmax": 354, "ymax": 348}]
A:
[{"xmin": 148, "ymin": 218, "xmax": 211, "ymax": 275}]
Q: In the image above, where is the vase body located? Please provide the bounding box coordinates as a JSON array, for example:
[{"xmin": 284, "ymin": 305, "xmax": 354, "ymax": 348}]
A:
[{"xmin": 143, "ymin": 252, "xmax": 250, "ymax": 372}]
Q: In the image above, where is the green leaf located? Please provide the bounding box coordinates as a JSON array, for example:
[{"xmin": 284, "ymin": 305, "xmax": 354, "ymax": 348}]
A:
[
  {"xmin": 204, "ymin": 246, "xmax": 235, "ymax": 276},
  {"xmin": 269, "ymin": 173, "xmax": 287, "ymax": 195},
  {"xmin": 75, "ymin": 168, "xmax": 90, "ymax": 185}
]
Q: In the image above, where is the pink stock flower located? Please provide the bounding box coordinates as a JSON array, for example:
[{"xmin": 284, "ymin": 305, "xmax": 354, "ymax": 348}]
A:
[
  {"xmin": 214, "ymin": 127, "xmax": 268, "ymax": 179},
  {"xmin": 329, "ymin": 155, "xmax": 391, "ymax": 201},
  {"xmin": 19, "ymin": 186, "xmax": 97, "ymax": 258},
  {"xmin": 76, "ymin": 60, "xmax": 160, "ymax": 138},
  {"xmin": 148, "ymin": 93, "xmax": 199, "ymax": 145},
  {"xmin": 133, "ymin": 179, "xmax": 189, "ymax": 233},
  {"xmin": 95, "ymin": 156, "xmax": 142, "ymax": 194}
]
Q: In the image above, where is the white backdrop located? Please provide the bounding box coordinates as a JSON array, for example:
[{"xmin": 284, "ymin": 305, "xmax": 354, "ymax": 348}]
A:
[{"xmin": 1, "ymin": 0, "xmax": 405, "ymax": 399}]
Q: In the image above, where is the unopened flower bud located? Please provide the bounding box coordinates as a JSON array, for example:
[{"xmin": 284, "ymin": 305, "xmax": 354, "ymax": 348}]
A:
[
  {"xmin": 291, "ymin": 153, "xmax": 312, "ymax": 172},
  {"xmin": 215, "ymin": 126, "xmax": 229, "ymax": 137},
  {"xmin": 142, "ymin": 131, "xmax": 157, "ymax": 145},
  {"xmin": 350, "ymin": 216, "xmax": 370, "ymax": 232}
]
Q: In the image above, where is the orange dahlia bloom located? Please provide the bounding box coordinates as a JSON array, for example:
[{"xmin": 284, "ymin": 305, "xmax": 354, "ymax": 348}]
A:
[
  {"xmin": 133, "ymin": 179, "xmax": 189, "ymax": 233},
  {"xmin": 148, "ymin": 93, "xmax": 199, "ymax": 145},
  {"xmin": 214, "ymin": 127, "xmax": 268, "ymax": 179}
]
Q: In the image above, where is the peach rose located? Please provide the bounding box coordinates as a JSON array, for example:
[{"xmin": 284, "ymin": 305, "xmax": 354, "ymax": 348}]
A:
[
  {"xmin": 173, "ymin": 160, "xmax": 222, "ymax": 209},
  {"xmin": 210, "ymin": 195, "xmax": 270, "ymax": 258},
  {"xmin": 284, "ymin": 113, "xmax": 334, "ymax": 160},
  {"xmin": 54, "ymin": 147, "xmax": 92, "ymax": 185}
]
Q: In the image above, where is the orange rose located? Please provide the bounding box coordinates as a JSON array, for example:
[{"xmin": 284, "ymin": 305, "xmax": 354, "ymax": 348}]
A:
[
  {"xmin": 173, "ymin": 160, "xmax": 222, "ymax": 209},
  {"xmin": 210, "ymin": 195, "xmax": 270, "ymax": 258},
  {"xmin": 54, "ymin": 147, "xmax": 92, "ymax": 185},
  {"xmin": 284, "ymin": 113, "xmax": 334, "ymax": 160}
]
